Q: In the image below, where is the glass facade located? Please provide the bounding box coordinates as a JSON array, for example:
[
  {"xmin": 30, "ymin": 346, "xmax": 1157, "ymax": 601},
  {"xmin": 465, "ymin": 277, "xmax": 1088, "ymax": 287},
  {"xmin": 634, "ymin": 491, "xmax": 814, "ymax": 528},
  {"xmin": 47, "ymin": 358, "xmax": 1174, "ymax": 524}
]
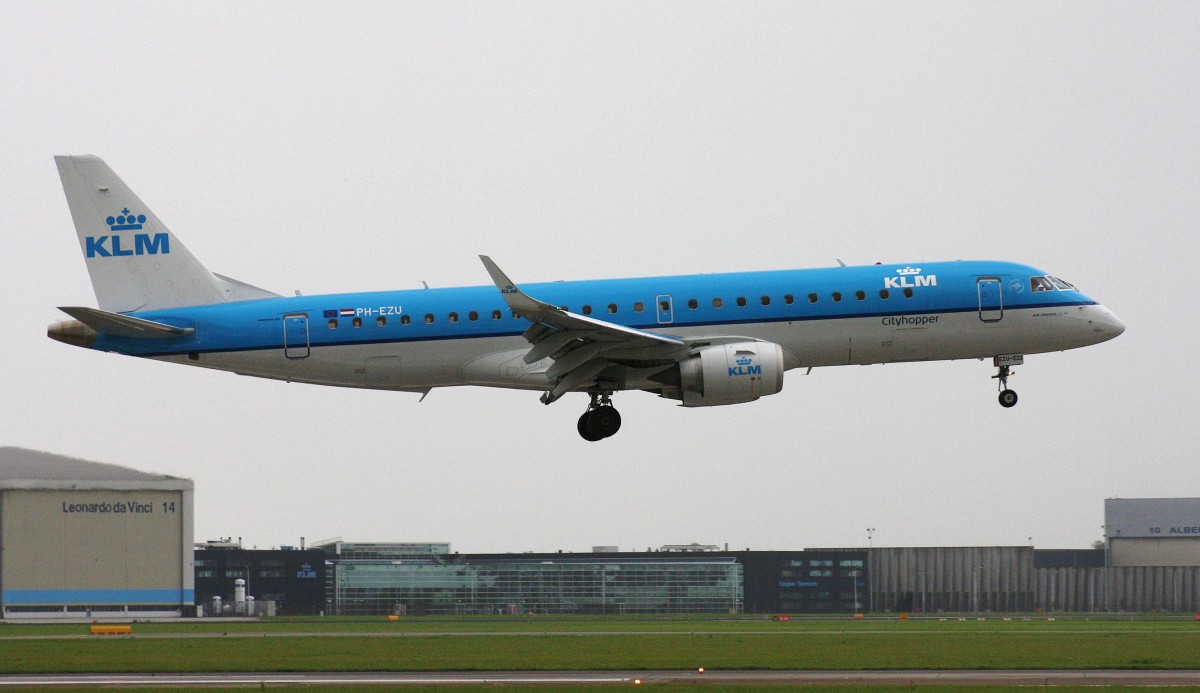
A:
[{"xmin": 330, "ymin": 557, "xmax": 743, "ymax": 615}]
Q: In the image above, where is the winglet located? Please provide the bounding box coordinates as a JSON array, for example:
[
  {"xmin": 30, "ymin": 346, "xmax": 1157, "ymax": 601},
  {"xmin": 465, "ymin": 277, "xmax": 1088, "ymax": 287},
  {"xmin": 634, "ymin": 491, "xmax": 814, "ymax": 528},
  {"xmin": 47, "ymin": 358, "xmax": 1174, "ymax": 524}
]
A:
[{"xmin": 479, "ymin": 256, "xmax": 546, "ymax": 317}]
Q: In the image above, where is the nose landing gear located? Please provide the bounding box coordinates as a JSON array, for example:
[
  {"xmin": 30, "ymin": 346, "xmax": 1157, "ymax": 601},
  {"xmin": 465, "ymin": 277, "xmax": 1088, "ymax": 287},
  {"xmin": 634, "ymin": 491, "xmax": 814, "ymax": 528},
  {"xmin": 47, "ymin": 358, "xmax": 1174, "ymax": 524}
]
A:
[
  {"xmin": 578, "ymin": 392, "xmax": 622, "ymax": 441},
  {"xmin": 993, "ymin": 364, "xmax": 1018, "ymax": 408}
]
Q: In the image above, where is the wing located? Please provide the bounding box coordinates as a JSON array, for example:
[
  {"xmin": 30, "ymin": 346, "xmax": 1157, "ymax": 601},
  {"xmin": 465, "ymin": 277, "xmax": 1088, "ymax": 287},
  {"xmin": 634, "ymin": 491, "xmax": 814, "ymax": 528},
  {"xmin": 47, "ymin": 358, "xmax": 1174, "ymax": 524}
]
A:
[{"xmin": 480, "ymin": 256, "xmax": 692, "ymax": 404}]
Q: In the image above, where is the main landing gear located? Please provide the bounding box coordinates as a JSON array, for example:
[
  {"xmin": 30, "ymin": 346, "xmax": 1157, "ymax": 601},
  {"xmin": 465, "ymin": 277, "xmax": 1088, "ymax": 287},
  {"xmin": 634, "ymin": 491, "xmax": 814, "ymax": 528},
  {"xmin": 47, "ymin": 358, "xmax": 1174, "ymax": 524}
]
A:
[
  {"xmin": 993, "ymin": 364, "xmax": 1018, "ymax": 408},
  {"xmin": 578, "ymin": 392, "xmax": 622, "ymax": 441}
]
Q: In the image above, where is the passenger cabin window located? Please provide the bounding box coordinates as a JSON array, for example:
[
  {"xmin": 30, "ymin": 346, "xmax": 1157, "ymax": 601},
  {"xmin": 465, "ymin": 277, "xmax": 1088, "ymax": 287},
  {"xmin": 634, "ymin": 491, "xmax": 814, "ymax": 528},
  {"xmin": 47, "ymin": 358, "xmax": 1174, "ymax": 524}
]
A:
[
  {"xmin": 736, "ymin": 297, "xmax": 747, "ymax": 307},
  {"xmin": 328, "ymin": 319, "xmax": 338, "ymax": 329},
  {"xmin": 712, "ymin": 298, "xmax": 723, "ymax": 308},
  {"xmin": 352, "ymin": 317, "xmax": 363, "ymax": 328},
  {"xmin": 903, "ymin": 288, "xmax": 913, "ymax": 298},
  {"xmin": 760, "ymin": 296, "xmax": 771, "ymax": 306},
  {"xmin": 879, "ymin": 289, "xmax": 890, "ymax": 300},
  {"xmin": 424, "ymin": 313, "xmax": 434, "ymax": 324},
  {"xmin": 469, "ymin": 311, "xmax": 479, "ymax": 321},
  {"xmin": 634, "ymin": 302, "xmax": 644, "ymax": 313},
  {"xmin": 376, "ymin": 316, "xmax": 386, "ymax": 326},
  {"xmin": 855, "ymin": 290, "xmax": 865, "ymax": 301},
  {"xmin": 448, "ymin": 312, "xmax": 458, "ymax": 323},
  {"xmin": 832, "ymin": 292, "xmax": 842, "ymax": 302},
  {"xmin": 807, "ymin": 293, "xmax": 818, "ymax": 303},
  {"xmin": 659, "ymin": 300, "xmax": 670, "ymax": 312},
  {"xmin": 784, "ymin": 294, "xmax": 794, "ymax": 304},
  {"xmin": 582, "ymin": 305, "xmax": 592, "ymax": 315},
  {"xmin": 687, "ymin": 299, "xmax": 698, "ymax": 309},
  {"xmin": 608, "ymin": 304, "xmax": 618, "ymax": 314},
  {"xmin": 401, "ymin": 314, "xmax": 411, "ymax": 325},
  {"xmin": 492, "ymin": 310, "xmax": 502, "ymax": 320}
]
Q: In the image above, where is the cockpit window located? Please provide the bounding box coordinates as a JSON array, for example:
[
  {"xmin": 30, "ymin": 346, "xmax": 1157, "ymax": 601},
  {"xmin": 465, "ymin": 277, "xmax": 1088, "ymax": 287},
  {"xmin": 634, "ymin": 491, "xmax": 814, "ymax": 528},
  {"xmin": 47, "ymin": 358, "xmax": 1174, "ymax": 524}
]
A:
[
  {"xmin": 1030, "ymin": 276, "xmax": 1055, "ymax": 292},
  {"xmin": 1031, "ymin": 275, "xmax": 1079, "ymax": 292}
]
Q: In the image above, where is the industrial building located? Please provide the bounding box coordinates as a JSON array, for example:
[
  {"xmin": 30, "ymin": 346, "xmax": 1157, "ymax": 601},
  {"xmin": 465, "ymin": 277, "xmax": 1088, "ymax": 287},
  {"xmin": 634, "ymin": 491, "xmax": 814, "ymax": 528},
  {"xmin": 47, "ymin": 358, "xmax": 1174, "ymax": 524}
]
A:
[
  {"xmin": 0, "ymin": 447, "xmax": 194, "ymax": 618},
  {"xmin": 194, "ymin": 543, "xmax": 325, "ymax": 616},
  {"xmin": 290, "ymin": 501, "xmax": 1192, "ymax": 616},
  {"xmin": 194, "ymin": 496, "xmax": 1200, "ymax": 616},
  {"xmin": 317, "ymin": 543, "xmax": 867, "ymax": 615},
  {"xmin": 5, "ymin": 445, "xmax": 1197, "ymax": 618}
]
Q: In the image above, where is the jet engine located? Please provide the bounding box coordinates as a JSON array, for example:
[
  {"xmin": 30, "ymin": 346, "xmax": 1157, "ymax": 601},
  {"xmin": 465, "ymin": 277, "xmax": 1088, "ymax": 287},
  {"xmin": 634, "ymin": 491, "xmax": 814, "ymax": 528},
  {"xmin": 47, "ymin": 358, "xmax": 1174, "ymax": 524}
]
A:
[{"xmin": 653, "ymin": 341, "xmax": 785, "ymax": 407}]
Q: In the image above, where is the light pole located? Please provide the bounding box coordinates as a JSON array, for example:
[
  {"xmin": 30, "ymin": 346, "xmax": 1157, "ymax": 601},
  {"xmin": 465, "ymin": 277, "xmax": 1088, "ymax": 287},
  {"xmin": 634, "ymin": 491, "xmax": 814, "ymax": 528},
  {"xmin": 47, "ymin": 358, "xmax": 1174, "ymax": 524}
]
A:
[{"xmin": 867, "ymin": 528, "xmax": 876, "ymax": 548}]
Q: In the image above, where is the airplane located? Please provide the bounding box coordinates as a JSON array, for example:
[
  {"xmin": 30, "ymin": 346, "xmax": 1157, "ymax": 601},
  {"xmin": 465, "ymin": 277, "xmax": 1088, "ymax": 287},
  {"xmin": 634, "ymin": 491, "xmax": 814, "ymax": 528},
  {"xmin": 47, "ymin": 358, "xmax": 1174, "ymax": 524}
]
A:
[{"xmin": 49, "ymin": 155, "xmax": 1125, "ymax": 441}]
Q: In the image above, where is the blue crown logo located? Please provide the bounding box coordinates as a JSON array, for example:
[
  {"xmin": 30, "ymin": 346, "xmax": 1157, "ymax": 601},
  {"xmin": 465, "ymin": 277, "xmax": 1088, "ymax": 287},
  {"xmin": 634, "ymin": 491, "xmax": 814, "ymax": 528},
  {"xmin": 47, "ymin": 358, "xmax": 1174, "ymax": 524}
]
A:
[
  {"xmin": 896, "ymin": 266, "xmax": 922, "ymax": 275},
  {"xmin": 736, "ymin": 357, "xmax": 752, "ymax": 365},
  {"xmin": 106, "ymin": 208, "xmax": 146, "ymax": 231}
]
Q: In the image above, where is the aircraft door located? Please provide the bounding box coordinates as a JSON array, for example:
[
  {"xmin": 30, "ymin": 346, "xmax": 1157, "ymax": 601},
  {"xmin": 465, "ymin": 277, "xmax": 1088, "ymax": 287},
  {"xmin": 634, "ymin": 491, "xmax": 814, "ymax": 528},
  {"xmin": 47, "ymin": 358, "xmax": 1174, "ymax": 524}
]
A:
[
  {"xmin": 283, "ymin": 314, "xmax": 310, "ymax": 359},
  {"xmin": 977, "ymin": 278, "xmax": 1003, "ymax": 322},
  {"xmin": 656, "ymin": 295, "xmax": 674, "ymax": 324}
]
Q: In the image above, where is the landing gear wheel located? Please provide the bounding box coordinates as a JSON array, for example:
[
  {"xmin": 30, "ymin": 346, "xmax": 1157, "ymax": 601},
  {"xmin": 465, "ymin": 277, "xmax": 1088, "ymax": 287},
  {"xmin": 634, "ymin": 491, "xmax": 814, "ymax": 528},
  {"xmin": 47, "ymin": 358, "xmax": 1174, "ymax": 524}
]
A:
[
  {"xmin": 586, "ymin": 406, "xmax": 622, "ymax": 439},
  {"xmin": 577, "ymin": 392, "xmax": 621, "ymax": 441},
  {"xmin": 999, "ymin": 389, "xmax": 1018, "ymax": 408},
  {"xmin": 577, "ymin": 411, "xmax": 603, "ymax": 441}
]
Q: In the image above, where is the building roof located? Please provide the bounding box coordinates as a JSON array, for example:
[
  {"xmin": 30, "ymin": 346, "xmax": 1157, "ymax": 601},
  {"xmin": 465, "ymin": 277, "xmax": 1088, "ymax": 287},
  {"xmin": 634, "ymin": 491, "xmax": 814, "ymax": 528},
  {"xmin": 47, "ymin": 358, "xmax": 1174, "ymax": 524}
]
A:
[{"xmin": 0, "ymin": 447, "xmax": 192, "ymax": 490}]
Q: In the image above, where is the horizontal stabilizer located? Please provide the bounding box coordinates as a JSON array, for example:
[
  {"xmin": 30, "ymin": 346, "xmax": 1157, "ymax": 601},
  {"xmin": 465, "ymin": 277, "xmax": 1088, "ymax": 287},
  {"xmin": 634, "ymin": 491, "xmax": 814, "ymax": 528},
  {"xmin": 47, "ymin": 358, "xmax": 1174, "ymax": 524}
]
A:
[{"xmin": 58, "ymin": 306, "xmax": 194, "ymax": 340}]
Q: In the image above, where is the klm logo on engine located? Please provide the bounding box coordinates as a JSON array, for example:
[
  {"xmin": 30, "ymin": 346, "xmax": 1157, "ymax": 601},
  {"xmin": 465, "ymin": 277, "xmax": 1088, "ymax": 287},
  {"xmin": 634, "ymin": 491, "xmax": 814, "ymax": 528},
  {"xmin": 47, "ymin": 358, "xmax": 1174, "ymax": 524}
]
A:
[
  {"xmin": 884, "ymin": 266, "xmax": 936, "ymax": 289},
  {"xmin": 85, "ymin": 209, "xmax": 170, "ymax": 258},
  {"xmin": 728, "ymin": 356, "xmax": 761, "ymax": 377}
]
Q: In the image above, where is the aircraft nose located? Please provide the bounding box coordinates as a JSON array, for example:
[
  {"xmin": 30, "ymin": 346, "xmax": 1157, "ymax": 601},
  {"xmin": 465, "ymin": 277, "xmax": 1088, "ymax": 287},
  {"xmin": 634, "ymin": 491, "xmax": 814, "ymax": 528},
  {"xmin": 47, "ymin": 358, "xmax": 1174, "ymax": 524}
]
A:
[{"xmin": 1092, "ymin": 305, "xmax": 1125, "ymax": 340}]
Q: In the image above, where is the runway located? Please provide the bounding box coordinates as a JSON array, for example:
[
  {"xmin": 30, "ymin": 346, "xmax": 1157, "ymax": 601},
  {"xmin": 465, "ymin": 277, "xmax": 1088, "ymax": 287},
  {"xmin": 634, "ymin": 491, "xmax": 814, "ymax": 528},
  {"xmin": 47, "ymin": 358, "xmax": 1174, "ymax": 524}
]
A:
[{"xmin": 2, "ymin": 670, "xmax": 1199, "ymax": 687}]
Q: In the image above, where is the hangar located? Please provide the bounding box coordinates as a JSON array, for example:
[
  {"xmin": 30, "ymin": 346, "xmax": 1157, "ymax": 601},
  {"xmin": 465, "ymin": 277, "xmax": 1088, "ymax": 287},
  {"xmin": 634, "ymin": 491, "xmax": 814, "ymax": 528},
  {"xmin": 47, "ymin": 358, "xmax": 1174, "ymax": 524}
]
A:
[
  {"xmin": 0, "ymin": 447, "xmax": 193, "ymax": 618},
  {"xmin": 1105, "ymin": 497, "xmax": 1200, "ymax": 566}
]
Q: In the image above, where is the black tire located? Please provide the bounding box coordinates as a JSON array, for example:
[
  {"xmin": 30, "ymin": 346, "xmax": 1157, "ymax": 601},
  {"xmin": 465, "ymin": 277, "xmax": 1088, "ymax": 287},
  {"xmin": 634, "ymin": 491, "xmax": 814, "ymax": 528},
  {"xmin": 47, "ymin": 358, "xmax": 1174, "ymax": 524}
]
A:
[
  {"xmin": 586, "ymin": 406, "xmax": 622, "ymax": 439},
  {"xmin": 999, "ymin": 389, "xmax": 1018, "ymax": 408},
  {"xmin": 578, "ymin": 411, "xmax": 602, "ymax": 441}
]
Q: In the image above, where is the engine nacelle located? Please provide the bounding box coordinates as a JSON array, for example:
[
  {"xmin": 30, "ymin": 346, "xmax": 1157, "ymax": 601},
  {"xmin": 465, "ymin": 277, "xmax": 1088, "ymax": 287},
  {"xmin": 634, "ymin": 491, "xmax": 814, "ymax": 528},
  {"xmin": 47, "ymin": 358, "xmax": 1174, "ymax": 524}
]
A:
[{"xmin": 672, "ymin": 341, "xmax": 785, "ymax": 407}]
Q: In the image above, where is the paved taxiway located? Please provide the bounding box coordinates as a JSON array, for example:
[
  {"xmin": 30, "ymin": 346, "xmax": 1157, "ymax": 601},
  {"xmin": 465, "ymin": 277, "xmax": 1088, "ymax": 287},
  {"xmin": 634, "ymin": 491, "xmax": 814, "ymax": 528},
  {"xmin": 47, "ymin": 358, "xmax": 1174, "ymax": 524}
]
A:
[{"xmin": 3, "ymin": 670, "xmax": 1200, "ymax": 687}]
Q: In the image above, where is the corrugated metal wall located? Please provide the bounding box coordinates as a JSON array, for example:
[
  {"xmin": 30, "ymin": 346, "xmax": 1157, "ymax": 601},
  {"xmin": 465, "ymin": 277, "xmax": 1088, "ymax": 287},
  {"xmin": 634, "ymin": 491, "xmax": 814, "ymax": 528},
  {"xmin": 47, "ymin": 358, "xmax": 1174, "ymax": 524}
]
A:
[
  {"xmin": 868, "ymin": 547, "xmax": 1035, "ymax": 612},
  {"xmin": 868, "ymin": 547, "xmax": 1200, "ymax": 612}
]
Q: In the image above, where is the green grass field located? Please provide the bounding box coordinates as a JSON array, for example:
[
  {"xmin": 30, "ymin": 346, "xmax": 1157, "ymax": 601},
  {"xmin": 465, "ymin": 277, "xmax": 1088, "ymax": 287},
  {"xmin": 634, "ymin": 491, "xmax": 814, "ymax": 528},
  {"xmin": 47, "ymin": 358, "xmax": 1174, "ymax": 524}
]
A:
[{"xmin": 0, "ymin": 615, "xmax": 1198, "ymax": 674}]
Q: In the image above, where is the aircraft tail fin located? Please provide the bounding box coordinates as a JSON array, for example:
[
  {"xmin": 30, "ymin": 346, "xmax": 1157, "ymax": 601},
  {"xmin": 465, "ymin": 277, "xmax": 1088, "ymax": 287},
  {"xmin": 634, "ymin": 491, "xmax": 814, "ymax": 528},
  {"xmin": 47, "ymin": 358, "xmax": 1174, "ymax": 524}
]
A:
[{"xmin": 55, "ymin": 155, "xmax": 277, "ymax": 313}]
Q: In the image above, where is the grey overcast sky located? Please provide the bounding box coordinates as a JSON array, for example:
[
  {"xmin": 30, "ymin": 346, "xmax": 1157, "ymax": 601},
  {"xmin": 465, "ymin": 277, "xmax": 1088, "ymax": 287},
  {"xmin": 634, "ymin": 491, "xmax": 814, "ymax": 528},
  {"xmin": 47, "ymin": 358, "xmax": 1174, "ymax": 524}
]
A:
[{"xmin": 2, "ymin": 2, "xmax": 1196, "ymax": 553}]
